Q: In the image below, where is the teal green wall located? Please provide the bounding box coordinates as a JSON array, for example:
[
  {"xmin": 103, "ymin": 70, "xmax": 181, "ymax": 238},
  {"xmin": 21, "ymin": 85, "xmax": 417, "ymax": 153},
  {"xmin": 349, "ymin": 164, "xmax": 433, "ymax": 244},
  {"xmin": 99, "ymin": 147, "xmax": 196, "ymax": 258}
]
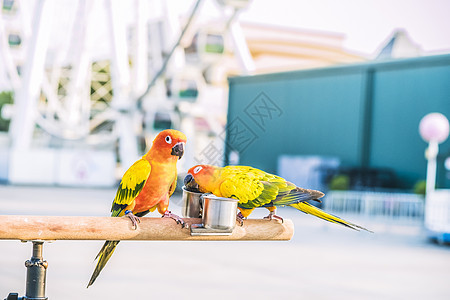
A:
[{"xmin": 226, "ymin": 55, "xmax": 450, "ymax": 189}]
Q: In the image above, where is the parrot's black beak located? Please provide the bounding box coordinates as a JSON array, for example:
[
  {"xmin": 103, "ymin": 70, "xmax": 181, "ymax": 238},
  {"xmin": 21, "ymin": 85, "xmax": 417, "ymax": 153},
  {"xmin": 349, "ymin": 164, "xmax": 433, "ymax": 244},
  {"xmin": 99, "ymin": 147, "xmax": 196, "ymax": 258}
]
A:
[
  {"xmin": 184, "ymin": 173, "xmax": 194, "ymax": 186},
  {"xmin": 184, "ymin": 174, "xmax": 200, "ymax": 192},
  {"xmin": 171, "ymin": 142, "xmax": 185, "ymax": 159}
]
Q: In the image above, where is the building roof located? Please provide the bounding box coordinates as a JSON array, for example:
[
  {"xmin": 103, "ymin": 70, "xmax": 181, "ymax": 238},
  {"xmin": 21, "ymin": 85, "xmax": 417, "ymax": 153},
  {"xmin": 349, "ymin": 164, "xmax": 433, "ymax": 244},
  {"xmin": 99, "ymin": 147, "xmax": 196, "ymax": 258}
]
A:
[{"xmin": 226, "ymin": 22, "xmax": 367, "ymax": 74}]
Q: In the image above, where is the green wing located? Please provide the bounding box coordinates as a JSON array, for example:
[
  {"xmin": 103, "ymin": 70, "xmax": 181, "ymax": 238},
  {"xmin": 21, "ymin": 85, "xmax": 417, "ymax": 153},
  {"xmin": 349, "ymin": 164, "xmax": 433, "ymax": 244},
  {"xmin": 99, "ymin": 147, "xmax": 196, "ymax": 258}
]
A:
[
  {"xmin": 111, "ymin": 158, "xmax": 151, "ymax": 217},
  {"xmin": 168, "ymin": 170, "xmax": 177, "ymax": 197},
  {"xmin": 218, "ymin": 166, "xmax": 323, "ymax": 209},
  {"xmin": 218, "ymin": 166, "xmax": 295, "ymax": 209}
]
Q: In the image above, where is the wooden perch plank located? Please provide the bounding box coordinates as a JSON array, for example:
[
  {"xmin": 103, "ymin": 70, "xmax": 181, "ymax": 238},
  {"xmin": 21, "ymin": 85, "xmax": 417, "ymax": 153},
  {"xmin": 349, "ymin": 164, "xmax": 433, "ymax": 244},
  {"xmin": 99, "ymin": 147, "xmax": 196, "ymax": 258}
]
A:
[{"xmin": 0, "ymin": 215, "xmax": 294, "ymax": 241}]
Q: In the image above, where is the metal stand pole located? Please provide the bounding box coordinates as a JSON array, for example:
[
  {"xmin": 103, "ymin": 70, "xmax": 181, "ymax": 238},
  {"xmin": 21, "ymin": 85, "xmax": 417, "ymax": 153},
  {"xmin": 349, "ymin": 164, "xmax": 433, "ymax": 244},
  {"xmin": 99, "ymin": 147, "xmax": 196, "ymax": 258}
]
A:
[
  {"xmin": 24, "ymin": 241, "xmax": 48, "ymax": 300},
  {"xmin": 5, "ymin": 241, "xmax": 49, "ymax": 300}
]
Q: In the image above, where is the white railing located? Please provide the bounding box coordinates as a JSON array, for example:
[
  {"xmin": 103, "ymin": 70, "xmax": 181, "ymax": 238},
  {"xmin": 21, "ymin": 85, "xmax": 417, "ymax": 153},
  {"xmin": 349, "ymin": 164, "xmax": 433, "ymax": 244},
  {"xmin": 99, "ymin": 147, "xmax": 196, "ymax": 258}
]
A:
[
  {"xmin": 324, "ymin": 190, "xmax": 425, "ymax": 223},
  {"xmin": 425, "ymin": 190, "xmax": 450, "ymax": 235}
]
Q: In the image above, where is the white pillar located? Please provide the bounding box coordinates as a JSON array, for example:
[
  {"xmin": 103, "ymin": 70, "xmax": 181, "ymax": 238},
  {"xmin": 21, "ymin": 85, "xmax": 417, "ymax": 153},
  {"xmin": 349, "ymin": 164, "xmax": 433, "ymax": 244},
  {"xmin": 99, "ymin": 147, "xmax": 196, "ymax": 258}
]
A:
[
  {"xmin": 228, "ymin": 21, "xmax": 255, "ymax": 74},
  {"xmin": 64, "ymin": 0, "xmax": 93, "ymax": 136},
  {"xmin": 131, "ymin": 0, "xmax": 149, "ymax": 97},
  {"xmin": 9, "ymin": 0, "xmax": 55, "ymax": 149},
  {"xmin": 106, "ymin": 0, "xmax": 138, "ymax": 168}
]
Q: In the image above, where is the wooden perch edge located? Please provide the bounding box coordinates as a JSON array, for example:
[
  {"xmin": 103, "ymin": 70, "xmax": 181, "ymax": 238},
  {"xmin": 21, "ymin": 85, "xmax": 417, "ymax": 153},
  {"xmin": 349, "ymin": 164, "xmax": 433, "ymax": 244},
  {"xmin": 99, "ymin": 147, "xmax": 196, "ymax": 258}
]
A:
[{"xmin": 0, "ymin": 215, "xmax": 294, "ymax": 241}]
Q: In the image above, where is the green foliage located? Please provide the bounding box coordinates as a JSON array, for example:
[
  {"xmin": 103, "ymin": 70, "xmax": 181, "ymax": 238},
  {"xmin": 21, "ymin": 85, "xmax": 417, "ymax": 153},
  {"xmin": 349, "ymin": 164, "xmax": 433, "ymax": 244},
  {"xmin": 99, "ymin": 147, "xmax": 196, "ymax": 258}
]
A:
[
  {"xmin": 413, "ymin": 180, "xmax": 426, "ymax": 196},
  {"xmin": 0, "ymin": 91, "xmax": 13, "ymax": 132},
  {"xmin": 329, "ymin": 174, "xmax": 350, "ymax": 191}
]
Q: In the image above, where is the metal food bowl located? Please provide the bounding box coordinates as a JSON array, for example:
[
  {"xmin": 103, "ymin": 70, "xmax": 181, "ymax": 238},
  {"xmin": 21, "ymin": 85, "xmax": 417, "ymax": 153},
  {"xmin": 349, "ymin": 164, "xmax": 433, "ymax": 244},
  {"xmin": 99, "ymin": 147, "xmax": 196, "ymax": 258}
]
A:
[
  {"xmin": 201, "ymin": 194, "xmax": 239, "ymax": 231},
  {"xmin": 182, "ymin": 187, "xmax": 239, "ymax": 235},
  {"xmin": 181, "ymin": 186, "xmax": 203, "ymax": 218}
]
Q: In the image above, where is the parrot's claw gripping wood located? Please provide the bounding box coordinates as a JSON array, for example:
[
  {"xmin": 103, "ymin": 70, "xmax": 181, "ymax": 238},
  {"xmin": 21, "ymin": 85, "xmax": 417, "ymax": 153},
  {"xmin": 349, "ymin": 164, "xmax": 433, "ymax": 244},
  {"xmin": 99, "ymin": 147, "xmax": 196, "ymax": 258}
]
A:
[
  {"xmin": 162, "ymin": 211, "xmax": 188, "ymax": 228},
  {"xmin": 263, "ymin": 211, "xmax": 284, "ymax": 223},
  {"xmin": 236, "ymin": 212, "xmax": 245, "ymax": 227},
  {"xmin": 124, "ymin": 210, "xmax": 141, "ymax": 230}
]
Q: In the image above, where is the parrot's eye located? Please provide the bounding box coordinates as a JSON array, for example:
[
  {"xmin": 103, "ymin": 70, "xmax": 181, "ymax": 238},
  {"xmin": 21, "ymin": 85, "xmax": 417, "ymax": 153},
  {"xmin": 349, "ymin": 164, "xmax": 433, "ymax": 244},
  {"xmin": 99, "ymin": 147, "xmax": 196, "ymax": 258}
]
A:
[
  {"xmin": 165, "ymin": 136, "xmax": 172, "ymax": 144},
  {"xmin": 193, "ymin": 166, "xmax": 203, "ymax": 174}
]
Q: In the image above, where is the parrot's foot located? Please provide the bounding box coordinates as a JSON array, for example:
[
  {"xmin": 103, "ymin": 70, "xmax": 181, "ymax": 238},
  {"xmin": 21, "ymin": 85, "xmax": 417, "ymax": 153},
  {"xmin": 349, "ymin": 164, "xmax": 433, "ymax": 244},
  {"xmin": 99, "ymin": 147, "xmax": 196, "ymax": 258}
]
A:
[
  {"xmin": 236, "ymin": 212, "xmax": 245, "ymax": 226},
  {"xmin": 124, "ymin": 210, "xmax": 141, "ymax": 230},
  {"xmin": 162, "ymin": 211, "xmax": 187, "ymax": 228},
  {"xmin": 263, "ymin": 211, "xmax": 284, "ymax": 223}
]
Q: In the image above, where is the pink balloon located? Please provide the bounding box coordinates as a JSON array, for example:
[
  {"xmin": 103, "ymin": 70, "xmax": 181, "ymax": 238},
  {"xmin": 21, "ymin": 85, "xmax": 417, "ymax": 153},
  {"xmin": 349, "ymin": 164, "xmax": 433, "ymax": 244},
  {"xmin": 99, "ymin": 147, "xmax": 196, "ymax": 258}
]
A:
[{"xmin": 419, "ymin": 113, "xmax": 449, "ymax": 143}]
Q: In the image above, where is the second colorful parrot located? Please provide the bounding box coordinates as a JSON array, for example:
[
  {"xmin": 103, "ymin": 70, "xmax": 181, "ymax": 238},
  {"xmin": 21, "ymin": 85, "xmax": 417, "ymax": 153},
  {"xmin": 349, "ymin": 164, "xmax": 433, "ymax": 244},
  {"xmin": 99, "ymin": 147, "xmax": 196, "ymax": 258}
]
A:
[{"xmin": 184, "ymin": 164, "xmax": 370, "ymax": 232}]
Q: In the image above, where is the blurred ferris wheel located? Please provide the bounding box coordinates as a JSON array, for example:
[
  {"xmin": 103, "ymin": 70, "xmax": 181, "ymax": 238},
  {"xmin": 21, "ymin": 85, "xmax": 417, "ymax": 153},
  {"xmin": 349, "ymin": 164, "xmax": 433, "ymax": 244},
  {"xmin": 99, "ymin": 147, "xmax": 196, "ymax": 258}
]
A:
[{"xmin": 0, "ymin": 0, "xmax": 253, "ymax": 172}]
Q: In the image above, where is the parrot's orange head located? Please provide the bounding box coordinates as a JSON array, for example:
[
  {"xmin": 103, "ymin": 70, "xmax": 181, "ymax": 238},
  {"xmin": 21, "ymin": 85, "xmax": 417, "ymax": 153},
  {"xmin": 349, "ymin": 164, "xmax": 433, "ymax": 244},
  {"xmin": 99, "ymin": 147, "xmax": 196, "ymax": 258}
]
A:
[
  {"xmin": 149, "ymin": 129, "xmax": 187, "ymax": 160},
  {"xmin": 184, "ymin": 164, "xmax": 217, "ymax": 193}
]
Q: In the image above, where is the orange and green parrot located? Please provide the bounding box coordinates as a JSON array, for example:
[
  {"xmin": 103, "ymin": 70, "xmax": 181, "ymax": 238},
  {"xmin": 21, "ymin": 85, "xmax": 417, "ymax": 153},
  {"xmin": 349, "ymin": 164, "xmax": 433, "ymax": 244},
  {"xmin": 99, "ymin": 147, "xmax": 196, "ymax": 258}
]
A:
[
  {"xmin": 184, "ymin": 164, "xmax": 370, "ymax": 232},
  {"xmin": 87, "ymin": 129, "xmax": 187, "ymax": 287}
]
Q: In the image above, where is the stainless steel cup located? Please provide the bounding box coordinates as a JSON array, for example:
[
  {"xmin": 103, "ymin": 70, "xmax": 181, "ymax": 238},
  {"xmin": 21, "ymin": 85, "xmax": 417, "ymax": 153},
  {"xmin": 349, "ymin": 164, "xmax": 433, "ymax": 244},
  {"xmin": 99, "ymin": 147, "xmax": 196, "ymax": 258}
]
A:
[
  {"xmin": 202, "ymin": 194, "xmax": 239, "ymax": 231},
  {"xmin": 181, "ymin": 186, "xmax": 203, "ymax": 218}
]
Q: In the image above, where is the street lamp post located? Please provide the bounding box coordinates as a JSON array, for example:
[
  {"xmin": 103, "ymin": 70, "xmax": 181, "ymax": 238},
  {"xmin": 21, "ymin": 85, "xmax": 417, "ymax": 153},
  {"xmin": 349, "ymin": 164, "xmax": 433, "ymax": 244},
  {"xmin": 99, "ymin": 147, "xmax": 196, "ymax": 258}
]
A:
[{"xmin": 419, "ymin": 113, "xmax": 449, "ymax": 196}]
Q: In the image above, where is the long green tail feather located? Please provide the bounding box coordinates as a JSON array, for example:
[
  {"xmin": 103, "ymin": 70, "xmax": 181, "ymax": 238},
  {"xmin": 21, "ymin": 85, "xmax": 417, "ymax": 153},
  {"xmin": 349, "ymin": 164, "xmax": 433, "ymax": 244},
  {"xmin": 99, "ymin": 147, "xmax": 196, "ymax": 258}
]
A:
[
  {"xmin": 87, "ymin": 240, "xmax": 120, "ymax": 288},
  {"xmin": 289, "ymin": 202, "xmax": 372, "ymax": 232}
]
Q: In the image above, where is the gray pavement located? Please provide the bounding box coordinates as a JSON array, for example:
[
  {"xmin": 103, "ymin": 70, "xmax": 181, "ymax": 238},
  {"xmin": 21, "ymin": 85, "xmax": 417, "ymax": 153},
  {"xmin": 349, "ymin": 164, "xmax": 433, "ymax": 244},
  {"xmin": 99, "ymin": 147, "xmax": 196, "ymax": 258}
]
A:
[{"xmin": 1, "ymin": 185, "xmax": 449, "ymax": 299}]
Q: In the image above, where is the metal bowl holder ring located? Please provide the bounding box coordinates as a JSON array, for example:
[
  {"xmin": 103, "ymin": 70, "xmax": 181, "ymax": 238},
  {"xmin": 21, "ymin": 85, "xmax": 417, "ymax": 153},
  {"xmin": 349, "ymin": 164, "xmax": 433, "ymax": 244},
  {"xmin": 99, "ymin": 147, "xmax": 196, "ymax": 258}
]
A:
[{"xmin": 182, "ymin": 187, "xmax": 239, "ymax": 236}]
